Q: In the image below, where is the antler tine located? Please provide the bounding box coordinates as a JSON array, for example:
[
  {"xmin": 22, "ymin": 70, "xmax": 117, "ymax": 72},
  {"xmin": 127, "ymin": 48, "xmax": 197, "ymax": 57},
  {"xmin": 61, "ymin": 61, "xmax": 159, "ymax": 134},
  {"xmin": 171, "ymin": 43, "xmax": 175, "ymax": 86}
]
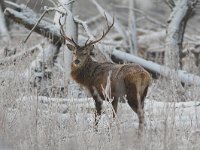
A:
[
  {"xmin": 84, "ymin": 37, "xmax": 90, "ymax": 45},
  {"xmin": 59, "ymin": 16, "xmax": 78, "ymax": 47},
  {"xmin": 85, "ymin": 14, "xmax": 114, "ymax": 47}
]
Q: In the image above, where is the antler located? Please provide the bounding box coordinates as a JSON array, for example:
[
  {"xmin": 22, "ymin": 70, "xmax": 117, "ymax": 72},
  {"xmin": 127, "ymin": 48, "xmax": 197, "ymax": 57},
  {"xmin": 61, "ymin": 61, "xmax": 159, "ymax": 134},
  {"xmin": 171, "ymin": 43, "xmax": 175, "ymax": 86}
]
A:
[
  {"xmin": 85, "ymin": 14, "xmax": 114, "ymax": 46},
  {"xmin": 59, "ymin": 16, "xmax": 79, "ymax": 47}
]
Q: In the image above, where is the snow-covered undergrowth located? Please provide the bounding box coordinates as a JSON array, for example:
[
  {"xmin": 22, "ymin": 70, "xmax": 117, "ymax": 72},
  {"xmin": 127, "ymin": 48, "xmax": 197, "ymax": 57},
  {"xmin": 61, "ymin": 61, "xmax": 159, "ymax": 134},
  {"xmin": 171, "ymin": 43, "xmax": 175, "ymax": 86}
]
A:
[
  {"xmin": 0, "ymin": 65, "xmax": 200, "ymax": 150},
  {"xmin": 1, "ymin": 94, "xmax": 200, "ymax": 150}
]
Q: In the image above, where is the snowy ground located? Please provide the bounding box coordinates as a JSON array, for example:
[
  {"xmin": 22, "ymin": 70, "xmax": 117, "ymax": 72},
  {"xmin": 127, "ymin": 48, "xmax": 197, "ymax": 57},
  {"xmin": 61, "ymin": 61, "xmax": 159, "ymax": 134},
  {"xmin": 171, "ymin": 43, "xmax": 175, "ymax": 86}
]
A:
[{"xmin": 1, "ymin": 95, "xmax": 200, "ymax": 150}]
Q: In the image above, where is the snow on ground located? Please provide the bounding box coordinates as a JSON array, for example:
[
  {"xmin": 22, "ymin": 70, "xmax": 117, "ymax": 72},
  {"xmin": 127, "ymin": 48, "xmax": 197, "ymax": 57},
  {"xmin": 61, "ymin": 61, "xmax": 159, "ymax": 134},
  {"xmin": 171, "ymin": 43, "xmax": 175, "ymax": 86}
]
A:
[
  {"xmin": 2, "ymin": 95, "xmax": 200, "ymax": 149},
  {"xmin": 13, "ymin": 95, "xmax": 200, "ymax": 131}
]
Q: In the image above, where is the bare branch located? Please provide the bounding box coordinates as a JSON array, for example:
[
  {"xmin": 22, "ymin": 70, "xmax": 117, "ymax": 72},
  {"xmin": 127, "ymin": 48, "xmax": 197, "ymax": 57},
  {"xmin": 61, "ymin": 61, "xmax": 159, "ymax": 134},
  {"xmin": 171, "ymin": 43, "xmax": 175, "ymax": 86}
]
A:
[
  {"xmin": 85, "ymin": 15, "xmax": 114, "ymax": 46},
  {"xmin": 23, "ymin": 6, "xmax": 67, "ymax": 43},
  {"xmin": 91, "ymin": 0, "xmax": 127, "ymax": 40},
  {"xmin": 85, "ymin": 14, "xmax": 101, "ymax": 24},
  {"xmin": 165, "ymin": 0, "xmax": 175, "ymax": 10},
  {"xmin": 74, "ymin": 17, "xmax": 95, "ymax": 40},
  {"xmin": 4, "ymin": 5, "xmax": 62, "ymax": 45},
  {"xmin": 114, "ymin": 5, "xmax": 166, "ymax": 28}
]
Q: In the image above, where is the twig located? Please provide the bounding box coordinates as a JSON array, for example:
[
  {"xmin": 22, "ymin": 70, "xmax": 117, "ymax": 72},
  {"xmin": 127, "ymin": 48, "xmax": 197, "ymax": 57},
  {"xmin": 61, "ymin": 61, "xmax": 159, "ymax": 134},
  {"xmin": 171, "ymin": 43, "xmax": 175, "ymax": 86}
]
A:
[
  {"xmin": 114, "ymin": 5, "xmax": 166, "ymax": 28},
  {"xmin": 23, "ymin": 7, "xmax": 65, "ymax": 43},
  {"xmin": 57, "ymin": 0, "xmax": 75, "ymax": 14},
  {"xmin": 164, "ymin": 0, "xmax": 175, "ymax": 10},
  {"xmin": 85, "ymin": 14, "xmax": 102, "ymax": 24},
  {"xmin": 74, "ymin": 17, "xmax": 95, "ymax": 40},
  {"xmin": 79, "ymin": 35, "xmax": 124, "ymax": 48},
  {"xmin": 91, "ymin": 0, "xmax": 128, "ymax": 40},
  {"xmin": 47, "ymin": 0, "xmax": 57, "ymax": 7}
]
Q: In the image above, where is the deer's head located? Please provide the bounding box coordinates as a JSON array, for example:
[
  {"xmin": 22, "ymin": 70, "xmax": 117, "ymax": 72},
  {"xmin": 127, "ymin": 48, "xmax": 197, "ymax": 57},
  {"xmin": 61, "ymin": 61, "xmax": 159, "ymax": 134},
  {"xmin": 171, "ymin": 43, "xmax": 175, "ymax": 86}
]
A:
[{"xmin": 59, "ymin": 15, "xmax": 114, "ymax": 68}]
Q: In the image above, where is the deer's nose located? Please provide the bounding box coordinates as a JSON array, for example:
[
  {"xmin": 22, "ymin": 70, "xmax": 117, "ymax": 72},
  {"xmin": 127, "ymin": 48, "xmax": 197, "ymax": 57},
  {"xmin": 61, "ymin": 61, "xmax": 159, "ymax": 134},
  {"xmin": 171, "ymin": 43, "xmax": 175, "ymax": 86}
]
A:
[{"xmin": 74, "ymin": 59, "xmax": 80, "ymax": 64}]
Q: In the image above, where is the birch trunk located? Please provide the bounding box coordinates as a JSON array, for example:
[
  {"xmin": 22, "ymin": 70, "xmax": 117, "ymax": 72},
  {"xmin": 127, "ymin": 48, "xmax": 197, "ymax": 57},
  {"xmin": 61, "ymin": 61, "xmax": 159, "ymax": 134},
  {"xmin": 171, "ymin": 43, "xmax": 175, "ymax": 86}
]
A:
[
  {"xmin": 164, "ymin": 0, "xmax": 198, "ymax": 69},
  {"xmin": 128, "ymin": 0, "xmax": 138, "ymax": 55},
  {"xmin": 163, "ymin": 0, "xmax": 198, "ymax": 99},
  {"xmin": 29, "ymin": 0, "xmax": 77, "ymax": 95},
  {"xmin": 56, "ymin": 0, "xmax": 77, "ymax": 86}
]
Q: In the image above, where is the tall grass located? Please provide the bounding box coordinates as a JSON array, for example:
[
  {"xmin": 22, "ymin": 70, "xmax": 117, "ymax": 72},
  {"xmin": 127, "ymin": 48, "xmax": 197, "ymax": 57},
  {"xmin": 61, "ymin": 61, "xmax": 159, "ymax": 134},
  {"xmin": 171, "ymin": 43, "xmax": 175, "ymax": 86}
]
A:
[{"xmin": 0, "ymin": 59, "xmax": 200, "ymax": 150}]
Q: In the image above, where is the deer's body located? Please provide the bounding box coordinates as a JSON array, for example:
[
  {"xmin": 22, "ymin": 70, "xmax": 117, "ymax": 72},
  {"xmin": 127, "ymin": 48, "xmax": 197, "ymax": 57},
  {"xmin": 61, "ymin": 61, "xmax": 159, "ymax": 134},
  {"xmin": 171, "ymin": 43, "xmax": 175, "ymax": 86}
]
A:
[
  {"xmin": 71, "ymin": 57, "xmax": 150, "ymax": 104},
  {"xmin": 71, "ymin": 56, "xmax": 151, "ymax": 131},
  {"xmin": 60, "ymin": 16, "xmax": 151, "ymax": 133}
]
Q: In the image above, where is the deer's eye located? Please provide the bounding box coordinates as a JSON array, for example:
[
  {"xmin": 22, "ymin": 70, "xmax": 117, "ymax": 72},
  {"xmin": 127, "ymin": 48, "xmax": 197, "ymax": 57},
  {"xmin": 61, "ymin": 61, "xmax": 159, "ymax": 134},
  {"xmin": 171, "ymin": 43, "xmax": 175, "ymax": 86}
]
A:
[{"xmin": 74, "ymin": 59, "xmax": 80, "ymax": 64}]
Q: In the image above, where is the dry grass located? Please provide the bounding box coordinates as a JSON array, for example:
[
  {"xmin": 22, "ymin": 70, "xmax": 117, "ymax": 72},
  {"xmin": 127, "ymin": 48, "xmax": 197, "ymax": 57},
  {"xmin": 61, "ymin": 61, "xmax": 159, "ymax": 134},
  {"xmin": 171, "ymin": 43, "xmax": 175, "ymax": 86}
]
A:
[
  {"xmin": 1, "ymin": 1, "xmax": 200, "ymax": 149},
  {"xmin": 0, "ymin": 63, "xmax": 200, "ymax": 150}
]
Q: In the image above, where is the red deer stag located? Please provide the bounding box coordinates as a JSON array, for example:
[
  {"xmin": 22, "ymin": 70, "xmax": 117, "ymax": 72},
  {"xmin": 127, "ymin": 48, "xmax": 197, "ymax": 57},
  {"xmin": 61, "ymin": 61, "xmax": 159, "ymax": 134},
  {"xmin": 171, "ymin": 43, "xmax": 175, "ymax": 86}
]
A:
[{"xmin": 59, "ymin": 16, "xmax": 151, "ymax": 133}]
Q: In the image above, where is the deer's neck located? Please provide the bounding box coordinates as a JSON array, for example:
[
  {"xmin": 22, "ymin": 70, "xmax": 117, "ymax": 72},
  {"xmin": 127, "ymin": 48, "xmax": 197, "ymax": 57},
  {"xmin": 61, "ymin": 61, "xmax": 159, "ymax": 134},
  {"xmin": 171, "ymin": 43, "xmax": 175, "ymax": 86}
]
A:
[{"xmin": 71, "ymin": 57, "xmax": 99, "ymax": 86}]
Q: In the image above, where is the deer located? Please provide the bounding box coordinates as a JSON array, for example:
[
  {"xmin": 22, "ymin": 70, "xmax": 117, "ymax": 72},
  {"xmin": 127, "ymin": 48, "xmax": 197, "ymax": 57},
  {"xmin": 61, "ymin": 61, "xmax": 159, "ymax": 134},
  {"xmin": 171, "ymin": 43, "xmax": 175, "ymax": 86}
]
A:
[{"xmin": 59, "ymin": 16, "xmax": 151, "ymax": 134}]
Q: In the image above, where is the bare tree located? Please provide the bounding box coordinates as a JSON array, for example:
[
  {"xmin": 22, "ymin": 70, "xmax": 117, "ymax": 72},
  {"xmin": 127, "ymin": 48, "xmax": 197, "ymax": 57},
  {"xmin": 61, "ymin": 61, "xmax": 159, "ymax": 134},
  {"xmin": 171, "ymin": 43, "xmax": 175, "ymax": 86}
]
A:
[
  {"xmin": 27, "ymin": 0, "xmax": 77, "ymax": 95},
  {"xmin": 165, "ymin": 0, "xmax": 198, "ymax": 69}
]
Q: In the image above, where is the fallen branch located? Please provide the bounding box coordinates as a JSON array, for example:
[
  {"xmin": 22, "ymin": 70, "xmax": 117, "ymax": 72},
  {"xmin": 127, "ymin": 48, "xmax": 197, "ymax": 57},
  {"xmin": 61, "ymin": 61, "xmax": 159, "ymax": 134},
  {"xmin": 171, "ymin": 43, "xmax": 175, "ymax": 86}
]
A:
[
  {"xmin": 108, "ymin": 48, "xmax": 200, "ymax": 86},
  {"xmin": 4, "ymin": 4, "xmax": 62, "ymax": 46},
  {"xmin": 0, "ymin": 44, "xmax": 42, "ymax": 66},
  {"xmin": 138, "ymin": 30, "xmax": 165, "ymax": 46},
  {"xmin": 23, "ymin": 7, "xmax": 64, "ymax": 43},
  {"xmin": 138, "ymin": 29, "xmax": 197, "ymax": 49}
]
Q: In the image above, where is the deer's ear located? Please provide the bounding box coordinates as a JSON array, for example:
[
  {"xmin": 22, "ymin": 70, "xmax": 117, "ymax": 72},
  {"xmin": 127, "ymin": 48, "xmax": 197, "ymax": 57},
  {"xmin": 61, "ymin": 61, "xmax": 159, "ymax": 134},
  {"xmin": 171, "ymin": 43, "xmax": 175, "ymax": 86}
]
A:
[
  {"xmin": 66, "ymin": 44, "xmax": 76, "ymax": 51},
  {"xmin": 87, "ymin": 45, "xmax": 94, "ymax": 53}
]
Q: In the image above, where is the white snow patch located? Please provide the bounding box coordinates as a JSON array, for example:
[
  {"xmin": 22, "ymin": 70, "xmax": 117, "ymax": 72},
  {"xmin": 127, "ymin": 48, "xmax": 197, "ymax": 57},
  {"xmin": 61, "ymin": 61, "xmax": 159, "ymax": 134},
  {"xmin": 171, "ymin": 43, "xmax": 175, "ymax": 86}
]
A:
[{"xmin": 14, "ymin": 96, "xmax": 200, "ymax": 131}]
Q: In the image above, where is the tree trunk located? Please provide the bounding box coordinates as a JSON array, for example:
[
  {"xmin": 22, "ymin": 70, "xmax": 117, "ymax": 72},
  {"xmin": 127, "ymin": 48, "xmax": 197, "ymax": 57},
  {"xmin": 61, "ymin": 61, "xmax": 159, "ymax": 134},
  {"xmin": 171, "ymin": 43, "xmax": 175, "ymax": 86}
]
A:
[
  {"xmin": 32, "ymin": 0, "xmax": 77, "ymax": 96},
  {"xmin": 163, "ymin": 0, "xmax": 198, "ymax": 101},
  {"xmin": 128, "ymin": 0, "xmax": 138, "ymax": 55},
  {"xmin": 57, "ymin": 0, "xmax": 78, "ymax": 86},
  {"xmin": 164, "ymin": 0, "xmax": 198, "ymax": 69}
]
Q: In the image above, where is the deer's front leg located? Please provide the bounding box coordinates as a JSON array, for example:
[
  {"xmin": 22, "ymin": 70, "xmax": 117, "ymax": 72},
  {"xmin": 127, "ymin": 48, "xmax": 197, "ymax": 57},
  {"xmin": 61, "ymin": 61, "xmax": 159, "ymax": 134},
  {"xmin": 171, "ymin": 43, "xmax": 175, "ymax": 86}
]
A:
[
  {"xmin": 94, "ymin": 97, "xmax": 103, "ymax": 131},
  {"xmin": 90, "ymin": 86, "xmax": 103, "ymax": 131}
]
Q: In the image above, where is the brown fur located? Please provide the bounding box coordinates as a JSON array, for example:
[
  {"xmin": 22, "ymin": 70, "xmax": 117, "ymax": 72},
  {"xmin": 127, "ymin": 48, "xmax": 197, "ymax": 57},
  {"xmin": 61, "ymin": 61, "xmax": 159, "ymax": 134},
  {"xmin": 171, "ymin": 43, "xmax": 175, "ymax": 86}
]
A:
[{"xmin": 67, "ymin": 44, "xmax": 151, "ymax": 133}]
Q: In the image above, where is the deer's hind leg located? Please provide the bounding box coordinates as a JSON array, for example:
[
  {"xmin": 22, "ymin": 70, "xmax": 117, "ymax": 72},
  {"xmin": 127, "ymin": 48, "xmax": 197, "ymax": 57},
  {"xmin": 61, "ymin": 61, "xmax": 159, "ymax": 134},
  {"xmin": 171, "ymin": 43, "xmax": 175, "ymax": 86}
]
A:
[
  {"xmin": 136, "ymin": 93, "xmax": 145, "ymax": 133},
  {"xmin": 125, "ymin": 82, "xmax": 144, "ymax": 134},
  {"xmin": 111, "ymin": 97, "xmax": 118, "ymax": 118},
  {"xmin": 111, "ymin": 81, "xmax": 126, "ymax": 118}
]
